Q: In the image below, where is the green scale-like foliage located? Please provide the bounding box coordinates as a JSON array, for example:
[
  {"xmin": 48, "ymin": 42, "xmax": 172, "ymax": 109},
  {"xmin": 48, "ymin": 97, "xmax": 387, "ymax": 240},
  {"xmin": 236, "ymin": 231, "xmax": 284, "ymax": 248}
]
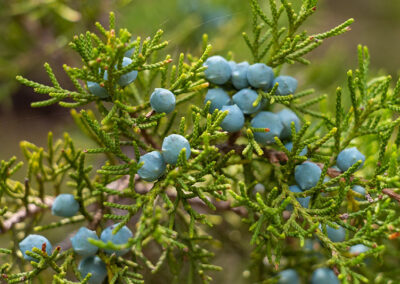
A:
[{"xmin": 0, "ymin": 1, "xmax": 400, "ymax": 283}]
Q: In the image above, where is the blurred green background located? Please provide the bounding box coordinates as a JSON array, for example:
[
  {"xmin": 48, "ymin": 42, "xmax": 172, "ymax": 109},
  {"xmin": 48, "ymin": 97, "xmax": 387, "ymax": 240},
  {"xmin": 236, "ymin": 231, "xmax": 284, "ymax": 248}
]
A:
[{"xmin": 0, "ymin": 0, "xmax": 399, "ymax": 282}]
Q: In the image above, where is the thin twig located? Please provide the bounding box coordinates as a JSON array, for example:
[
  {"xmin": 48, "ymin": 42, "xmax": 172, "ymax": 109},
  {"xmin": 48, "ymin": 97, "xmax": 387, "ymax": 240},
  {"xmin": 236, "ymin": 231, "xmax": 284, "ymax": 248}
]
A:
[{"xmin": 1, "ymin": 197, "xmax": 54, "ymax": 233}]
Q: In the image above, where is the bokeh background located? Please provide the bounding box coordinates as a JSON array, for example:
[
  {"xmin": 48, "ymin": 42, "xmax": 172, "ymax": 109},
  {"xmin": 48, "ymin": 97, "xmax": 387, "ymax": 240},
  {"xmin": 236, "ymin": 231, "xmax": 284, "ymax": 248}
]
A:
[{"xmin": 0, "ymin": 0, "xmax": 399, "ymax": 282}]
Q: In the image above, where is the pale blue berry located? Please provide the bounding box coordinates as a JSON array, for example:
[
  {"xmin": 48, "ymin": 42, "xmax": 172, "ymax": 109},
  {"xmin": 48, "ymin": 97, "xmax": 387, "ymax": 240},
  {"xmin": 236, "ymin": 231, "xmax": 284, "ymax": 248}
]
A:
[
  {"xmin": 137, "ymin": 151, "xmax": 166, "ymax": 182},
  {"xmin": 118, "ymin": 57, "xmax": 138, "ymax": 86},
  {"xmin": 232, "ymin": 88, "xmax": 261, "ymax": 114},
  {"xmin": 294, "ymin": 162, "xmax": 322, "ymax": 190},
  {"xmin": 162, "ymin": 134, "xmax": 191, "ymax": 164},
  {"xmin": 19, "ymin": 234, "xmax": 52, "ymax": 261},
  {"xmin": 204, "ymin": 55, "xmax": 231, "ymax": 85},
  {"xmin": 277, "ymin": 109, "xmax": 300, "ymax": 140},
  {"xmin": 228, "ymin": 60, "xmax": 236, "ymax": 71},
  {"xmin": 352, "ymin": 185, "xmax": 366, "ymax": 201},
  {"xmin": 231, "ymin": 61, "xmax": 249, "ymax": 90},
  {"xmin": 70, "ymin": 227, "xmax": 99, "ymax": 257},
  {"xmin": 100, "ymin": 223, "xmax": 133, "ymax": 256},
  {"xmin": 284, "ymin": 142, "xmax": 307, "ymax": 156},
  {"xmin": 103, "ymin": 57, "xmax": 138, "ymax": 87},
  {"xmin": 87, "ymin": 81, "xmax": 109, "ymax": 99},
  {"xmin": 204, "ymin": 88, "xmax": 232, "ymax": 113},
  {"xmin": 78, "ymin": 256, "xmax": 107, "ymax": 284},
  {"xmin": 324, "ymin": 224, "xmax": 346, "ymax": 242},
  {"xmin": 253, "ymin": 183, "xmax": 265, "ymax": 194},
  {"xmin": 349, "ymin": 244, "xmax": 369, "ymax": 255},
  {"xmin": 250, "ymin": 111, "xmax": 283, "ymax": 145},
  {"xmin": 337, "ymin": 147, "xmax": 365, "ymax": 172},
  {"xmin": 277, "ymin": 269, "xmax": 299, "ymax": 284},
  {"xmin": 247, "ymin": 63, "xmax": 274, "ymax": 90},
  {"xmin": 289, "ymin": 185, "xmax": 311, "ymax": 208},
  {"xmin": 311, "ymin": 268, "xmax": 339, "ymax": 284},
  {"xmin": 273, "ymin": 76, "xmax": 298, "ymax": 96},
  {"xmin": 52, "ymin": 193, "xmax": 80, "ymax": 217},
  {"xmin": 150, "ymin": 88, "xmax": 176, "ymax": 114},
  {"xmin": 220, "ymin": 105, "xmax": 245, "ymax": 133}
]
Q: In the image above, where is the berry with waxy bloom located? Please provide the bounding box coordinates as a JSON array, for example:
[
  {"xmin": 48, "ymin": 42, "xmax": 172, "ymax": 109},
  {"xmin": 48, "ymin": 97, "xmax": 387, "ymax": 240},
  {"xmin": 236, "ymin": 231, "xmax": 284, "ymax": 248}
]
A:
[
  {"xmin": 251, "ymin": 111, "xmax": 283, "ymax": 145},
  {"xmin": 137, "ymin": 151, "xmax": 166, "ymax": 182},
  {"xmin": 220, "ymin": 105, "xmax": 245, "ymax": 133},
  {"xmin": 19, "ymin": 234, "xmax": 52, "ymax": 261},
  {"xmin": 52, "ymin": 193, "xmax": 80, "ymax": 217},
  {"xmin": 294, "ymin": 162, "xmax": 322, "ymax": 190},
  {"xmin": 203, "ymin": 55, "xmax": 232, "ymax": 85},
  {"xmin": 232, "ymin": 88, "xmax": 261, "ymax": 114},
  {"xmin": 150, "ymin": 88, "xmax": 176, "ymax": 114},
  {"xmin": 336, "ymin": 147, "xmax": 365, "ymax": 172},
  {"xmin": 231, "ymin": 61, "xmax": 250, "ymax": 90},
  {"xmin": 162, "ymin": 134, "xmax": 191, "ymax": 165},
  {"xmin": 100, "ymin": 223, "xmax": 133, "ymax": 256},
  {"xmin": 277, "ymin": 109, "xmax": 301, "ymax": 140},
  {"xmin": 78, "ymin": 256, "xmax": 107, "ymax": 284},
  {"xmin": 273, "ymin": 75, "xmax": 298, "ymax": 96},
  {"xmin": 247, "ymin": 63, "xmax": 274, "ymax": 90},
  {"xmin": 204, "ymin": 88, "xmax": 232, "ymax": 113},
  {"xmin": 71, "ymin": 227, "xmax": 100, "ymax": 257}
]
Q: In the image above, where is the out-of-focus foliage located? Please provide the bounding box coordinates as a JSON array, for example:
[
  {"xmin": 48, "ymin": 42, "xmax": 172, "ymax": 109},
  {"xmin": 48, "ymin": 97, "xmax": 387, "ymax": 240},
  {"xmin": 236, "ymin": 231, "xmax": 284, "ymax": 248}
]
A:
[{"xmin": 0, "ymin": 0, "xmax": 134, "ymax": 102}]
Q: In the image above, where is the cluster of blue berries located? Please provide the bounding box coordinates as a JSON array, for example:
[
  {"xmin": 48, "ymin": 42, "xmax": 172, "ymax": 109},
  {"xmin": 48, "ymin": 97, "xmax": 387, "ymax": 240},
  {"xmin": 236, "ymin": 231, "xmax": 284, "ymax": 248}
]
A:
[
  {"xmin": 289, "ymin": 147, "xmax": 369, "ymax": 266},
  {"xmin": 137, "ymin": 134, "xmax": 191, "ymax": 181},
  {"xmin": 72, "ymin": 223, "xmax": 133, "ymax": 283},
  {"xmin": 19, "ymin": 223, "xmax": 133, "ymax": 284},
  {"xmin": 292, "ymin": 146, "xmax": 366, "ymax": 209},
  {"xmin": 277, "ymin": 267, "xmax": 339, "ymax": 284},
  {"xmin": 87, "ymin": 48, "xmax": 138, "ymax": 99},
  {"xmin": 203, "ymin": 55, "xmax": 299, "ymax": 138}
]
